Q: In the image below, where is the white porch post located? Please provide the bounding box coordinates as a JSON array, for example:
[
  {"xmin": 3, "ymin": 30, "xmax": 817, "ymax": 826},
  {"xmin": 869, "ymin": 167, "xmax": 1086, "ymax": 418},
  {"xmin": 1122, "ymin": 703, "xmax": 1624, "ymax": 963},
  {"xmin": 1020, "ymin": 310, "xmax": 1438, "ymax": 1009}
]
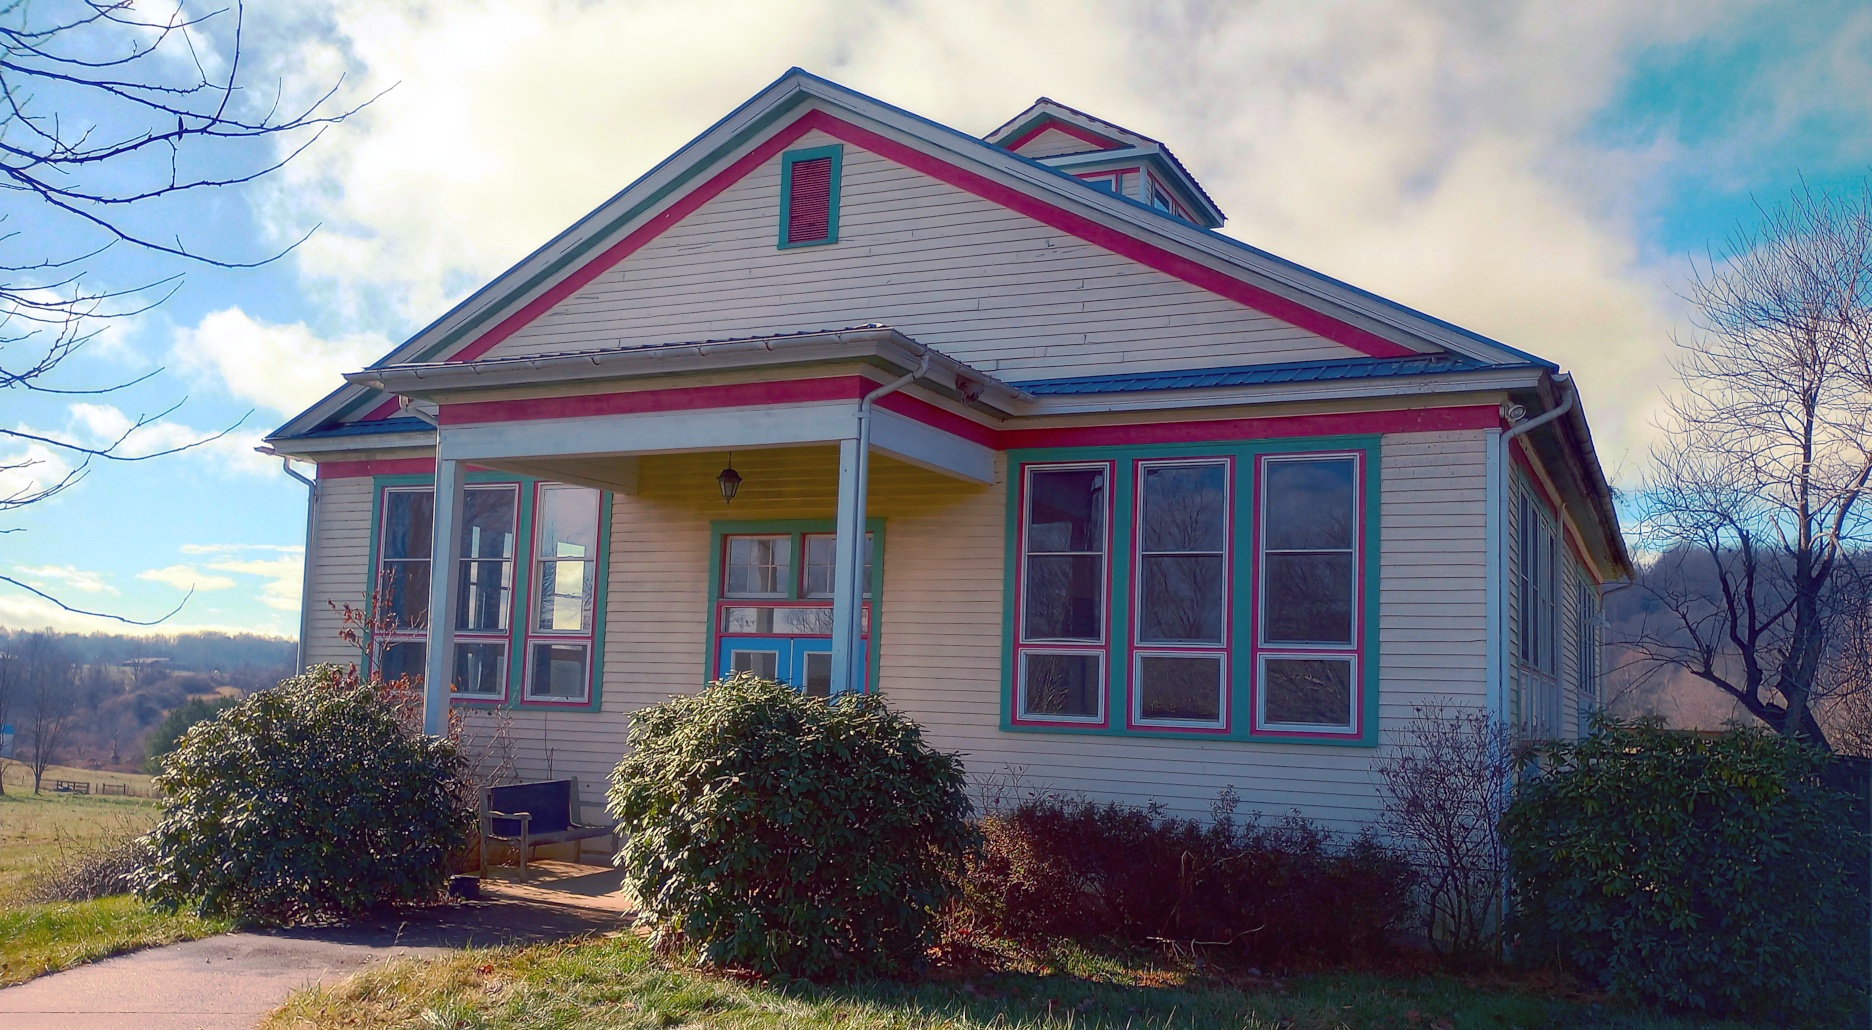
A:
[
  {"xmin": 829, "ymin": 436, "xmax": 866, "ymax": 695},
  {"xmin": 422, "ymin": 456, "xmax": 466, "ymax": 735}
]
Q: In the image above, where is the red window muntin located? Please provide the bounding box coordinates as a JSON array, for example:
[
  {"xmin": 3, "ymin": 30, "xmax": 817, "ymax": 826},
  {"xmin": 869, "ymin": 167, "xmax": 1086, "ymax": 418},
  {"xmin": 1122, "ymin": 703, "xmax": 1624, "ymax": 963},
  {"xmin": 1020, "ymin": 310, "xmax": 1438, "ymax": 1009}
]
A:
[
  {"xmin": 1249, "ymin": 450, "xmax": 1367, "ymax": 739},
  {"xmin": 1010, "ymin": 460, "xmax": 1116, "ymax": 728},
  {"xmin": 785, "ymin": 156, "xmax": 833, "ymax": 244},
  {"xmin": 1127, "ymin": 456, "xmax": 1235, "ymax": 734}
]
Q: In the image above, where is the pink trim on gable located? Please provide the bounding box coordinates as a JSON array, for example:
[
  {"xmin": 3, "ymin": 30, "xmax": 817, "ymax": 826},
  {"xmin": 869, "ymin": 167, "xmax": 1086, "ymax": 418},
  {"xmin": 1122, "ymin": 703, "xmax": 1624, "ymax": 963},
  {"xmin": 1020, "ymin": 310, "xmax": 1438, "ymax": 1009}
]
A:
[
  {"xmin": 1001, "ymin": 404, "xmax": 1501, "ymax": 450},
  {"xmin": 443, "ymin": 108, "xmax": 1416, "ymax": 365},
  {"xmin": 360, "ymin": 398, "xmax": 403, "ymax": 422},
  {"xmin": 440, "ymin": 376, "xmax": 871, "ymax": 425},
  {"xmin": 1002, "ymin": 117, "xmax": 1125, "ymax": 153}
]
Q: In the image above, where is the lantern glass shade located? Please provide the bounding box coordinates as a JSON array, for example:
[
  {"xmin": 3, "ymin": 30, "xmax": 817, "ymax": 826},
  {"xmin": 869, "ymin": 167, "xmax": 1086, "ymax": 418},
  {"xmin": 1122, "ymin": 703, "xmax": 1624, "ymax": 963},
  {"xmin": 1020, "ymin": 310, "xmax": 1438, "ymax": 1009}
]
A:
[{"xmin": 716, "ymin": 465, "xmax": 742, "ymax": 503}]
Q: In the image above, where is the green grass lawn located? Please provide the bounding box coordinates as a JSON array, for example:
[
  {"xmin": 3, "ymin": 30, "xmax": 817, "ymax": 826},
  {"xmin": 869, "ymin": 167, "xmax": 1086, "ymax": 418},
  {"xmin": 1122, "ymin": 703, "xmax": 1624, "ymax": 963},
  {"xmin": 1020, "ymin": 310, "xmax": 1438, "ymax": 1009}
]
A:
[
  {"xmin": 0, "ymin": 766, "xmax": 231, "ymax": 987},
  {"xmin": 265, "ymin": 934, "xmax": 1758, "ymax": 1030}
]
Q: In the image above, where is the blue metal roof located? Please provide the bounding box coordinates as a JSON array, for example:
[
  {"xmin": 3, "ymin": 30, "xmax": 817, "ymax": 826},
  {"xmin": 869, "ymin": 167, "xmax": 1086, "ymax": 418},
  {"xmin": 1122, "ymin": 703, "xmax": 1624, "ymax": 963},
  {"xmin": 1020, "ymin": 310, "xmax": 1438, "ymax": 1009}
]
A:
[
  {"xmin": 296, "ymin": 416, "xmax": 433, "ymax": 440},
  {"xmin": 1011, "ymin": 354, "xmax": 1492, "ymax": 396}
]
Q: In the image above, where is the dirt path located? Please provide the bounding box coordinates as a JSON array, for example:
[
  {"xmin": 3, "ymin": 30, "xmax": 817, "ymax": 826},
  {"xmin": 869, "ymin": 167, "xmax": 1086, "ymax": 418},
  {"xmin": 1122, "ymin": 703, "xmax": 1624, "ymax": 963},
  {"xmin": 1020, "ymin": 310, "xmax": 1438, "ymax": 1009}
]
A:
[{"xmin": 0, "ymin": 863, "xmax": 632, "ymax": 1030}]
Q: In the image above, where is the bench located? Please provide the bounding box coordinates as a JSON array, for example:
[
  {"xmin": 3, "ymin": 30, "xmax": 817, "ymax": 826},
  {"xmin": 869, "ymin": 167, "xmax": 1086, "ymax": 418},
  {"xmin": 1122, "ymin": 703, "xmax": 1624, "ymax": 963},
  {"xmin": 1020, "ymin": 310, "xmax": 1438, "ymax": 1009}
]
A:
[
  {"xmin": 479, "ymin": 777, "xmax": 614, "ymax": 876},
  {"xmin": 50, "ymin": 779, "xmax": 91, "ymax": 794}
]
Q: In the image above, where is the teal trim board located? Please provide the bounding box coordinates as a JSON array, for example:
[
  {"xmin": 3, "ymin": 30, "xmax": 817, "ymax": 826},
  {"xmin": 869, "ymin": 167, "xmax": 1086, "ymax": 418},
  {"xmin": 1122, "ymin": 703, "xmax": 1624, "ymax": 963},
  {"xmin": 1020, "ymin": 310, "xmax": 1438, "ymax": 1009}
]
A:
[
  {"xmin": 777, "ymin": 144, "xmax": 843, "ymax": 249},
  {"xmin": 999, "ymin": 434, "xmax": 1383, "ymax": 747},
  {"xmin": 365, "ymin": 472, "xmax": 608, "ymax": 713}
]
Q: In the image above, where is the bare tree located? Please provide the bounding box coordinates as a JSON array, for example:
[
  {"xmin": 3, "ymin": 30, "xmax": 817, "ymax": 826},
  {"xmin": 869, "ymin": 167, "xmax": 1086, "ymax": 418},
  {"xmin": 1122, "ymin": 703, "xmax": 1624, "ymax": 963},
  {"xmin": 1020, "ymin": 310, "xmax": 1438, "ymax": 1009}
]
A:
[
  {"xmin": 1624, "ymin": 181, "xmax": 1872, "ymax": 753},
  {"xmin": 1375, "ymin": 704, "xmax": 1515, "ymax": 959},
  {"xmin": 1, "ymin": 1, "xmax": 362, "ymax": 622},
  {"xmin": 0, "ymin": 648, "xmax": 16, "ymax": 794},
  {"xmin": 17, "ymin": 632, "xmax": 79, "ymax": 792}
]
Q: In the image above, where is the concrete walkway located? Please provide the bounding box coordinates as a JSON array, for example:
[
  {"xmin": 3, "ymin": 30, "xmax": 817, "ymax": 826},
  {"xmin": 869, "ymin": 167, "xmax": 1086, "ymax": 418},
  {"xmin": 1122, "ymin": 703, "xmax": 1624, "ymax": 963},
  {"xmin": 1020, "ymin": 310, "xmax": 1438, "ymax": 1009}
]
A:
[{"xmin": 0, "ymin": 862, "xmax": 634, "ymax": 1030}]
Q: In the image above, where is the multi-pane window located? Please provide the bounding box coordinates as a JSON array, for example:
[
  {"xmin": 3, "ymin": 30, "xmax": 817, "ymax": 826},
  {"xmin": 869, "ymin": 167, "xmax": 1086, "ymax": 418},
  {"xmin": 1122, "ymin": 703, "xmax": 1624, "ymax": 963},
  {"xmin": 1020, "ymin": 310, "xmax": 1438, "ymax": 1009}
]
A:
[
  {"xmin": 1016, "ymin": 464, "xmax": 1111, "ymax": 723},
  {"xmin": 801, "ymin": 533, "xmax": 872, "ymax": 598},
  {"xmin": 1518, "ymin": 491, "xmax": 1559, "ymax": 673},
  {"xmin": 1255, "ymin": 454, "xmax": 1361, "ymax": 734},
  {"xmin": 525, "ymin": 484, "xmax": 601, "ymax": 702},
  {"xmin": 378, "ymin": 488, "xmax": 434, "ymax": 634},
  {"xmin": 1132, "ymin": 460, "xmax": 1229, "ymax": 727},
  {"xmin": 724, "ymin": 536, "xmax": 790, "ymax": 598},
  {"xmin": 1575, "ymin": 580, "xmax": 1601, "ymax": 736},
  {"xmin": 1517, "ymin": 488, "xmax": 1562, "ymax": 738},
  {"xmin": 452, "ymin": 485, "xmax": 518, "ymax": 697}
]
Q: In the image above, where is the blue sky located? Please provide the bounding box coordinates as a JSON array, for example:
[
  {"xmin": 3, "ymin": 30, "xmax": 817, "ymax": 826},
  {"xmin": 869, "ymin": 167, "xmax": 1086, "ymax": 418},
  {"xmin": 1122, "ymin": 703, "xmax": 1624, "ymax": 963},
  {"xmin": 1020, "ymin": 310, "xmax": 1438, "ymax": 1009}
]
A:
[{"xmin": 4, "ymin": 0, "xmax": 1868, "ymax": 638}]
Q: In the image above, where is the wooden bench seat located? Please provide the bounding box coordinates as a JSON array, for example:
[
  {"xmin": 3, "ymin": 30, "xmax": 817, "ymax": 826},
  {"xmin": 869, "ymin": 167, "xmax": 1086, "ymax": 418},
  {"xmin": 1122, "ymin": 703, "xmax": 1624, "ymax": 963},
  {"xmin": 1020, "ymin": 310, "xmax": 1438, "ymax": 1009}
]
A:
[{"xmin": 479, "ymin": 777, "xmax": 614, "ymax": 876}]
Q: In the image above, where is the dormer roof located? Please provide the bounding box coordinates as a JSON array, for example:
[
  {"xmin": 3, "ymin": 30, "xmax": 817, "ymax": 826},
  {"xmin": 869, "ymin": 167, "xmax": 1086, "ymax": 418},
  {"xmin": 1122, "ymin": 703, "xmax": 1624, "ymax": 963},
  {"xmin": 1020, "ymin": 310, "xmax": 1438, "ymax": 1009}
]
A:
[{"xmin": 985, "ymin": 97, "xmax": 1226, "ymax": 229}]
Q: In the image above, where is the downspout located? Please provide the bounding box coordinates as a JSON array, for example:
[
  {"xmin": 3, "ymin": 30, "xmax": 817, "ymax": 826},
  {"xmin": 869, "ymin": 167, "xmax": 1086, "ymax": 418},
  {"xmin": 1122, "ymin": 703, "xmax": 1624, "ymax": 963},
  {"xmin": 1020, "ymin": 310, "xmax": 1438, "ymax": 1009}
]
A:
[
  {"xmin": 834, "ymin": 351, "xmax": 932, "ymax": 693},
  {"xmin": 1491, "ymin": 375, "xmax": 1575, "ymax": 943},
  {"xmin": 280, "ymin": 458, "xmax": 318, "ymax": 675}
]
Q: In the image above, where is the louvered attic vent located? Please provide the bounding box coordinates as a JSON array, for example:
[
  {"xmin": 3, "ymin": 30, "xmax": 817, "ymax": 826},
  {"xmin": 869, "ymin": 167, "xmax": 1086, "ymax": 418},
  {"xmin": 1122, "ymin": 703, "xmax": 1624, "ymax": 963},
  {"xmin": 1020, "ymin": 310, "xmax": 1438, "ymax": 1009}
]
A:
[{"xmin": 779, "ymin": 146, "xmax": 842, "ymax": 248}]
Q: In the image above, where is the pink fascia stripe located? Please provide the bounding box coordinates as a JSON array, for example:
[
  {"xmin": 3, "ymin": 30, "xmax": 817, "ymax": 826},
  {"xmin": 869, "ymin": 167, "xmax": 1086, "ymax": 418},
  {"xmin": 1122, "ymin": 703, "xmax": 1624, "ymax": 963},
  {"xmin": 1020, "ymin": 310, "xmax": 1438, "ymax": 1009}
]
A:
[
  {"xmin": 1001, "ymin": 404, "xmax": 1502, "ymax": 450},
  {"xmin": 439, "ymin": 376, "xmax": 872, "ymax": 425},
  {"xmin": 317, "ymin": 457, "xmax": 437, "ymax": 480},
  {"xmin": 1001, "ymin": 117, "xmax": 1126, "ymax": 153},
  {"xmin": 440, "ymin": 108, "xmax": 1416, "ymax": 365}
]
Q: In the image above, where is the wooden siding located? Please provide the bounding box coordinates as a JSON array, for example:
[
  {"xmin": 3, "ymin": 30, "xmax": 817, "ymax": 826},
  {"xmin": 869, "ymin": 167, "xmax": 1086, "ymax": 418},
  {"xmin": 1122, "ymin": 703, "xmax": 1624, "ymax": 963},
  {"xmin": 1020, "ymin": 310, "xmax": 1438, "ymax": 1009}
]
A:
[
  {"xmin": 444, "ymin": 428, "xmax": 1491, "ymax": 838},
  {"xmin": 483, "ymin": 128, "xmax": 1358, "ymax": 378},
  {"xmin": 303, "ymin": 476, "xmax": 374, "ymax": 668},
  {"xmin": 1011, "ymin": 128, "xmax": 1105, "ymax": 159}
]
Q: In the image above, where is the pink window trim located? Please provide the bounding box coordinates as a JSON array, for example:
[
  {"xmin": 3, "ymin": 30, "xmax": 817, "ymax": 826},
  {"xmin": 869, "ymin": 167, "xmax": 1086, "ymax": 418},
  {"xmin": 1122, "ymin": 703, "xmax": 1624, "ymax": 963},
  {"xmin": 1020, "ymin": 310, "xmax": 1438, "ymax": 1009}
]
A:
[
  {"xmin": 1126, "ymin": 455, "xmax": 1236, "ymax": 735},
  {"xmin": 518, "ymin": 480, "xmax": 599, "ymax": 707},
  {"xmin": 1247, "ymin": 450, "xmax": 1368, "ymax": 740},
  {"xmin": 1009, "ymin": 460, "xmax": 1117, "ymax": 729}
]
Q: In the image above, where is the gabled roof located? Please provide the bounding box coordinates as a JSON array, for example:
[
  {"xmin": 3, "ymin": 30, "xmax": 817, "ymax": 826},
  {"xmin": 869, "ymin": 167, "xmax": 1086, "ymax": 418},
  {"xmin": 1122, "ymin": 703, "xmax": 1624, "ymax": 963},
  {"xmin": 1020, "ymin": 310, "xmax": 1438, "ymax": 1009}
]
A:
[
  {"xmin": 984, "ymin": 97, "xmax": 1226, "ymax": 228},
  {"xmin": 268, "ymin": 68, "xmax": 1553, "ymax": 446}
]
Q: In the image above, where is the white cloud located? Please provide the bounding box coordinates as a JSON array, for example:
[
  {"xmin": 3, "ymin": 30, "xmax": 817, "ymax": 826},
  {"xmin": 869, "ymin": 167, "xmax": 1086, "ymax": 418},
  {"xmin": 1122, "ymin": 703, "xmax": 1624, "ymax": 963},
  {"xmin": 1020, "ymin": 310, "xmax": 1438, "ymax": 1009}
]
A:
[
  {"xmin": 12, "ymin": 563, "xmax": 118, "ymax": 595},
  {"xmin": 0, "ymin": 442, "xmax": 77, "ymax": 508},
  {"xmin": 171, "ymin": 308, "xmax": 390, "ymax": 416},
  {"xmin": 62, "ymin": 402, "xmax": 275, "ymax": 477},
  {"xmin": 246, "ymin": 0, "xmax": 1863, "ymax": 478},
  {"xmin": 137, "ymin": 564, "xmax": 240, "ymax": 592},
  {"xmin": 203, "ymin": 554, "xmax": 305, "ymax": 612}
]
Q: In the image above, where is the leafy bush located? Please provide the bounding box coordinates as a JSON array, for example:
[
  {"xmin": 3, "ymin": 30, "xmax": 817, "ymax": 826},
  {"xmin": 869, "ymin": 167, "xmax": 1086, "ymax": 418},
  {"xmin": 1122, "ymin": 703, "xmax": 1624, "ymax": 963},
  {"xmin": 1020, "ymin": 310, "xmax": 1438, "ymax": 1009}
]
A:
[
  {"xmin": 607, "ymin": 674, "xmax": 975, "ymax": 979},
  {"xmin": 133, "ymin": 665, "xmax": 473, "ymax": 924},
  {"xmin": 957, "ymin": 793, "xmax": 1415, "ymax": 970},
  {"xmin": 142, "ymin": 695, "xmax": 240, "ymax": 774},
  {"xmin": 1503, "ymin": 718, "xmax": 1869, "ymax": 1022}
]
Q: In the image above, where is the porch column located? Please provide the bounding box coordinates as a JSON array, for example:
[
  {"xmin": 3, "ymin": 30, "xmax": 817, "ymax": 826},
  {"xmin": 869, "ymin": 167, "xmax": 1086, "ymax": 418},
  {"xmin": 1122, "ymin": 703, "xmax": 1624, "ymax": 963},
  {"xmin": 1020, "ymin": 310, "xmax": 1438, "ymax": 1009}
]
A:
[
  {"xmin": 422, "ymin": 456, "xmax": 466, "ymax": 735},
  {"xmin": 829, "ymin": 436, "xmax": 866, "ymax": 694}
]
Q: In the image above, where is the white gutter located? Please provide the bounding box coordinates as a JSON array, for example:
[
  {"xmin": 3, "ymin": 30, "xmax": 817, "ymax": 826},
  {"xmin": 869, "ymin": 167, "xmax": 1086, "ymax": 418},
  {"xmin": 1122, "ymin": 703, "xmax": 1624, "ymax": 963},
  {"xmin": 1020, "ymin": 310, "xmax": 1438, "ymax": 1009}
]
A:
[
  {"xmin": 829, "ymin": 349, "xmax": 932, "ymax": 694},
  {"xmin": 279, "ymin": 458, "xmax": 318, "ymax": 675},
  {"xmin": 1487, "ymin": 376, "xmax": 1575, "ymax": 939}
]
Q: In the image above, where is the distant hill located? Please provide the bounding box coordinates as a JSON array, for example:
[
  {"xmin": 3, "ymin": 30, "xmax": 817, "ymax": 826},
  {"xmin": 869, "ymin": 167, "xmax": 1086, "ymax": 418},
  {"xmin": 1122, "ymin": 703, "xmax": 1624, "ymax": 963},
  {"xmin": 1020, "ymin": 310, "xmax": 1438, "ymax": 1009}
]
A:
[{"xmin": 0, "ymin": 628, "xmax": 298, "ymax": 773}]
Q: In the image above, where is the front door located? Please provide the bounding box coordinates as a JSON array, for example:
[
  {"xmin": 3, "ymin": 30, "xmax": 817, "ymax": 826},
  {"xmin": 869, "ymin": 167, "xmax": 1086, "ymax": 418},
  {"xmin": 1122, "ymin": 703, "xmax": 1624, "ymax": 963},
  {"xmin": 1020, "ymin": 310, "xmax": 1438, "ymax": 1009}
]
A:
[{"xmin": 714, "ymin": 529, "xmax": 874, "ymax": 695}]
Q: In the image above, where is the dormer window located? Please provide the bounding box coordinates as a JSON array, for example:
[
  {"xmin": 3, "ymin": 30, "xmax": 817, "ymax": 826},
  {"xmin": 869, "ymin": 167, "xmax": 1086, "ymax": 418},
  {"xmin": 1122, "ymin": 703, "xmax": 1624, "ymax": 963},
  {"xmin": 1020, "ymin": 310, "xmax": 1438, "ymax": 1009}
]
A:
[{"xmin": 778, "ymin": 145, "xmax": 842, "ymax": 249}]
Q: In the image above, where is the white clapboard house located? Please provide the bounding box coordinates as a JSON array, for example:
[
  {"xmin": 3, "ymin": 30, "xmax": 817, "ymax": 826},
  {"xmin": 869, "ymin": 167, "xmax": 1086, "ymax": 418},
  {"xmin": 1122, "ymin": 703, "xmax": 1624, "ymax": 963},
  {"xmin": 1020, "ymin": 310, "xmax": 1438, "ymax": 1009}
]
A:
[{"xmin": 265, "ymin": 71, "xmax": 1630, "ymax": 850}]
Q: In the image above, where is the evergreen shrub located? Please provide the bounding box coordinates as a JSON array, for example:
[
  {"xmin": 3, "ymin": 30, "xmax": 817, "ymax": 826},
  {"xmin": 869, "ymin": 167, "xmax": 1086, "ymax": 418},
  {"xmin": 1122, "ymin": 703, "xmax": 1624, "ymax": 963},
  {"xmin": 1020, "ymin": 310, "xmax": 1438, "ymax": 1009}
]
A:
[
  {"xmin": 607, "ymin": 674, "xmax": 976, "ymax": 979},
  {"xmin": 134, "ymin": 665, "xmax": 472, "ymax": 923},
  {"xmin": 1503, "ymin": 718, "xmax": 1869, "ymax": 1023}
]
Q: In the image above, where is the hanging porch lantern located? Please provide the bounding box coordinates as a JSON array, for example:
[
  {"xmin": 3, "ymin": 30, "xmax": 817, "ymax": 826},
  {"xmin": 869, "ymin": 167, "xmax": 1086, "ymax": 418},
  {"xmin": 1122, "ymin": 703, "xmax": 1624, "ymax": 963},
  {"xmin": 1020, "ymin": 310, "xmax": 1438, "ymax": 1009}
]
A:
[{"xmin": 716, "ymin": 453, "xmax": 742, "ymax": 504}]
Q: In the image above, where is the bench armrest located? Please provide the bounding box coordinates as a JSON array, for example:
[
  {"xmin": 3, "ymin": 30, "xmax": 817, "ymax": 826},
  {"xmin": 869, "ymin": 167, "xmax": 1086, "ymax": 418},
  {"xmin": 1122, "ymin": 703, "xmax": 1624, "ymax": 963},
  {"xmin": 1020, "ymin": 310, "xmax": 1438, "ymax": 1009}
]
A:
[{"xmin": 482, "ymin": 810, "xmax": 533, "ymax": 838}]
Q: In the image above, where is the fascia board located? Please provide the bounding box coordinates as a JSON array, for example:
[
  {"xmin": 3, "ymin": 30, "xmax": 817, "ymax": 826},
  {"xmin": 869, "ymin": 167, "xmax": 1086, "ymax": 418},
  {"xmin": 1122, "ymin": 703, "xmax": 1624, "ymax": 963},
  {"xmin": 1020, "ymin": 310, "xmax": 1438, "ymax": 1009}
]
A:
[
  {"xmin": 1023, "ymin": 368, "xmax": 1542, "ymax": 416},
  {"xmin": 348, "ymin": 329, "xmax": 1032, "ymax": 414},
  {"xmin": 261, "ymin": 430, "xmax": 437, "ymax": 458}
]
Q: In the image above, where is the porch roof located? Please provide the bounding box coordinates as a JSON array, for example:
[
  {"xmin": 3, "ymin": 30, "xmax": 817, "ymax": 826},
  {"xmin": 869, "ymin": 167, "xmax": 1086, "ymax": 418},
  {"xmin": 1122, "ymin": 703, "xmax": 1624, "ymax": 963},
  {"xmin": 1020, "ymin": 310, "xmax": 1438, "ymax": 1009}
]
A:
[{"xmin": 342, "ymin": 324, "xmax": 1032, "ymax": 417}]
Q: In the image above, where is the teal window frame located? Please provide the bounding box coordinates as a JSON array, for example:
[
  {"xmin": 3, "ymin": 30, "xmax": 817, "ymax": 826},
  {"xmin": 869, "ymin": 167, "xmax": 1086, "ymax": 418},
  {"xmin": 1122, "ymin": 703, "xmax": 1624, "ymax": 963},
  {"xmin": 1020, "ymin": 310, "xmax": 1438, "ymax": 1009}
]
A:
[
  {"xmin": 1001, "ymin": 435, "xmax": 1383, "ymax": 747},
  {"xmin": 776, "ymin": 145, "xmax": 843, "ymax": 249},
  {"xmin": 707, "ymin": 518, "xmax": 885, "ymax": 690},
  {"xmin": 365, "ymin": 471, "xmax": 611, "ymax": 713}
]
